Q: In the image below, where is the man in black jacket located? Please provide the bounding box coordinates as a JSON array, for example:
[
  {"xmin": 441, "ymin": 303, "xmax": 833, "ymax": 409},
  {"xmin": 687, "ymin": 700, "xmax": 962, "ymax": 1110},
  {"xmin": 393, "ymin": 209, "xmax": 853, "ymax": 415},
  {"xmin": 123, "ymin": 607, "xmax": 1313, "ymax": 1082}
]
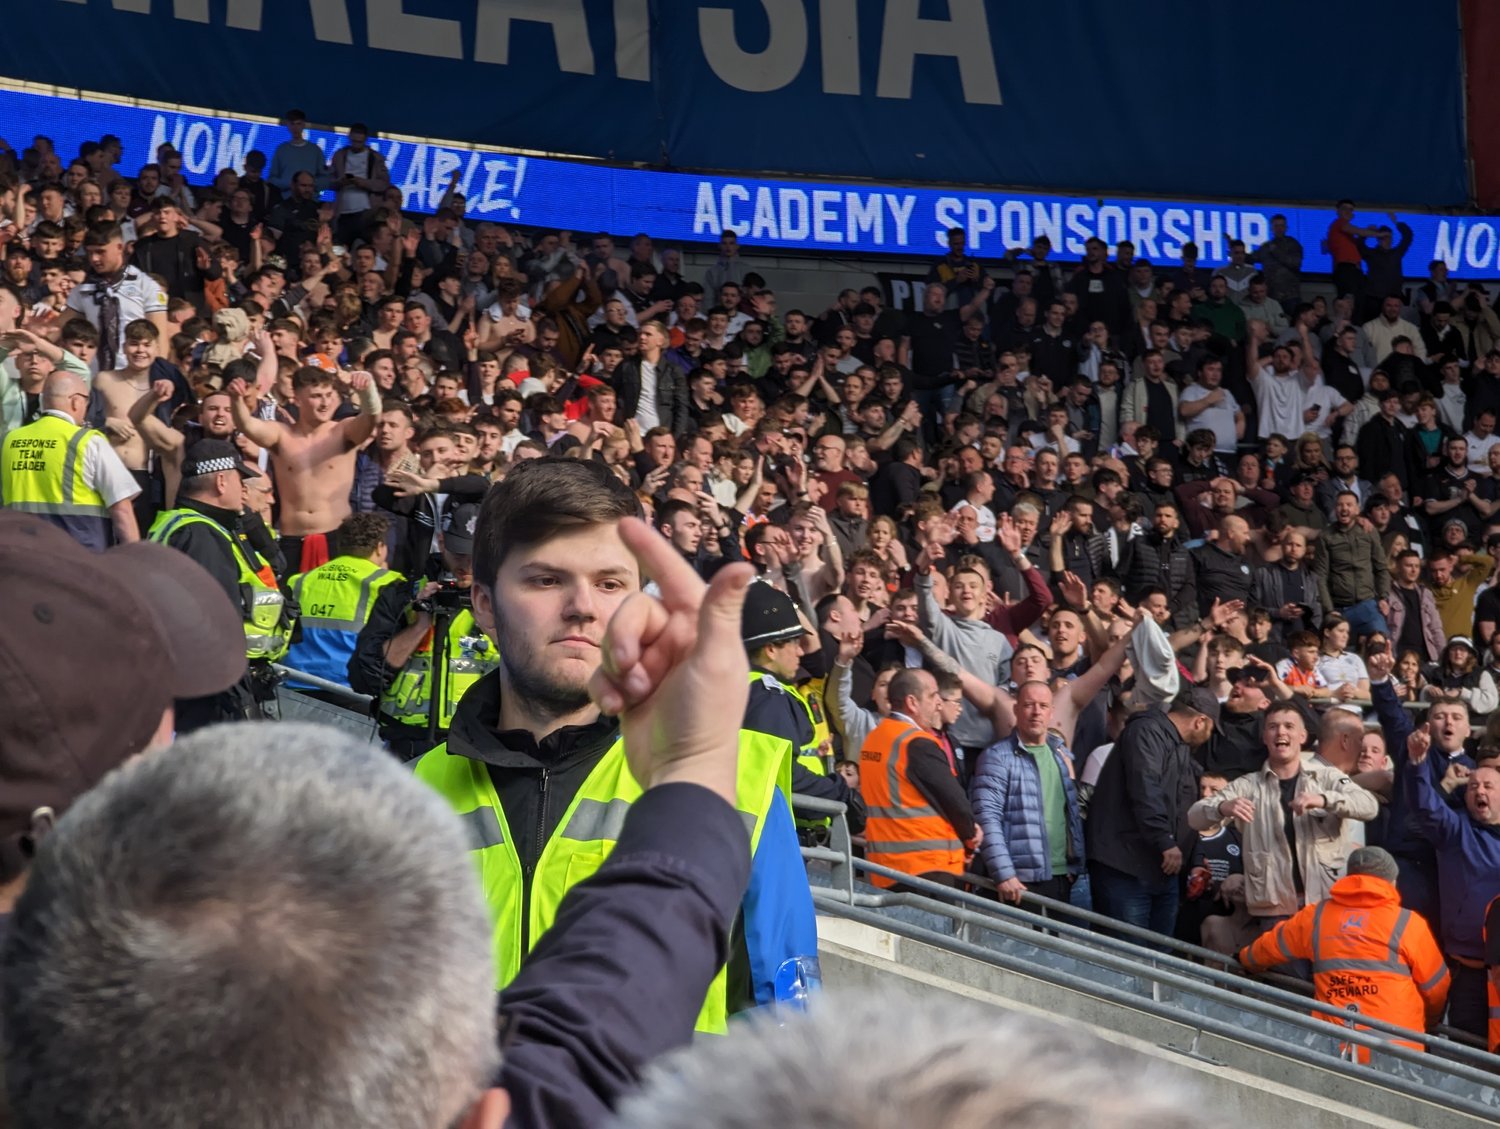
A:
[
  {"xmin": 146, "ymin": 440, "xmax": 291, "ymax": 732},
  {"xmin": 132, "ymin": 199, "xmax": 219, "ymax": 312},
  {"xmin": 1086, "ymin": 687, "xmax": 1216, "ymax": 945},
  {"xmin": 869, "ymin": 435, "xmax": 924, "ymax": 517},
  {"xmin": 1115, "ymin": 502, "xmax": 1197, "ymax": 628},
  {"xmin": 410, "ymin": 458, "xmax": 815, "ymax": 1023},
  {"xmin": 613, "ymin": 320, "xmax": 689, "ymax": 437},
  {"xmin": 1192, "ymin": 514, "xmax": 1254, "ymax": 615},
  {"xmin": 1356, "ymin": 386, "xmax": 1415, "ymax": 491}
]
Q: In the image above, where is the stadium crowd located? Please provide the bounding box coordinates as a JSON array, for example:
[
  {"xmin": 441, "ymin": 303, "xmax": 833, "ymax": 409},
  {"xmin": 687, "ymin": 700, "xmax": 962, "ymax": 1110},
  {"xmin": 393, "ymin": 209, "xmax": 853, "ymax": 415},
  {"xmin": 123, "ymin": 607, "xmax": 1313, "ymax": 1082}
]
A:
[{"xmin": 2, "ymin": 113, "xmax": 1500, "ymax": 1121}]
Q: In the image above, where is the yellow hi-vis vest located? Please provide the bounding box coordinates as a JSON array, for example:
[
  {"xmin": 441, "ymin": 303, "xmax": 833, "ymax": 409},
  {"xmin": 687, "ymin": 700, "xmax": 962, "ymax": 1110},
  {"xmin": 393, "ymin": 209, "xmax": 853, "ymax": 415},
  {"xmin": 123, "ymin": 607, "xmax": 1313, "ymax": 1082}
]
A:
[
  {"xmin": 2, "ymin": 413, "xmax": 111, "ymax": 548},
  {"xmin": 412, "ymin": 730, "xmax": 794, "ymax": 1034},
  {"xmin": 148, "ymin": 507, "xmax": 292, "ymax": 661},
  {"xmin": 381, "ymin": 608, "xmax": 499, "ymax": 729},
  {"xmin": 793, "ymin": 678, "xmax": 833, "ymax": 772},
  {"xmin": 750, "ymin": 671, "xmax": 826, "ymax": 774},
  {"xmin": 285, "ymin": 556, "xmax": 404, "ymax": 686}
]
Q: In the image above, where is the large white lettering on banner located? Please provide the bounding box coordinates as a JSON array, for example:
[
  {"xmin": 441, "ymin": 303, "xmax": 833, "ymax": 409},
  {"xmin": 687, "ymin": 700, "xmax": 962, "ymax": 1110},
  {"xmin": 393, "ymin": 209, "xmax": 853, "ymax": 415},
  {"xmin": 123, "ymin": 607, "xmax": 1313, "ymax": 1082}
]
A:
[
  {"xmin": 20, "ymin": 1, "xmax": 1470, "ymax": 205},
  {"xmin": 56, "ymin": 0, "xmax": 1000, "ymax": 104},
  {"xmin": 8, "ymin": 85, "xmax": 1500, "ymax": 275}
]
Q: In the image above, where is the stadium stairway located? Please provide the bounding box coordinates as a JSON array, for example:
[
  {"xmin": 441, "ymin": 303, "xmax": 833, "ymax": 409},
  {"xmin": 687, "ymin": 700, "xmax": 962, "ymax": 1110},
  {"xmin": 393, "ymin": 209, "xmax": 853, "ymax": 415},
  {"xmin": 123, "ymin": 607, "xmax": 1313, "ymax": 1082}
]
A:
[{"xmin": 796, "ymin": 796, "xmax": 1500, "ymax": 1129}]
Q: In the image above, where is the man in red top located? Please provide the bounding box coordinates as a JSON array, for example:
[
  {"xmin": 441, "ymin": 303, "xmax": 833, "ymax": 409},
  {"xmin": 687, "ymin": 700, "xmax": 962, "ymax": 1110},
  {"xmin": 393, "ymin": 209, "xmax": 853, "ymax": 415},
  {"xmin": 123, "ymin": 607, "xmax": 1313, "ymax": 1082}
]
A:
[{"xmin": 1325, "ymin": 199, "xmax": 1381, "ymax": 307}]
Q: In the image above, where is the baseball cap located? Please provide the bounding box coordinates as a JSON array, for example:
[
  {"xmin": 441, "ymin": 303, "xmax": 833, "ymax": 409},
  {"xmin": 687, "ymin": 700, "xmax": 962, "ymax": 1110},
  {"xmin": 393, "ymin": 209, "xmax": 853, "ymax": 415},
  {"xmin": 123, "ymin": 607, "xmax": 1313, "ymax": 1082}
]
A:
[
  {"xmin": 741, "ymin": 580, "xmax": 809, "ymax": 648},
  {"xmin": 182, "ymin": 438, "xmax": 261, "ymax": 479},
  {"xmin": 1178, "ymin": 684, "xmax": 1222, "ymax": 729},
  {"xmin": 0, "ymin": 513, "xmax": 247, "ymax": 882},
  {"xmin": 1448, "ymin": 635, "xmax": 1478, "ymax": 656},
  {"xmin": 1346, "ymin": 846, "xmax": 1400, "ymax": 884},
  {"xmin": 443, "ymin": 503, "xmax": 480, "ymax": 556}
]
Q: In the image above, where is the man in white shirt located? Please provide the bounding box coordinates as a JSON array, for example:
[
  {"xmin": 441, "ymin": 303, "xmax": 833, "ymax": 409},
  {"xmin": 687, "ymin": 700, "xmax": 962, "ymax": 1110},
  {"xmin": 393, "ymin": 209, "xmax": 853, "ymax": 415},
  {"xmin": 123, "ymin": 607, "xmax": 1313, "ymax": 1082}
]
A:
[
  {"xmin": 1466, "ymin": 409, "xmax": 1500, "ymax": 476},
  {"xmin": 949, "ymin": 471, "xmax": 997, "ymax": 542},
  {"xmin": 1177, "ymin": 356, "xmax": 1243, "ymax": 455},
  {"xmin": 1301, "ymin": 376, "xmax": 1351, "ymax": 444},
  {"xmin": 0, "ymin": 370, "xmax": 140, "ymax": 549},
  {"xmin": 1245, "ymin": 321, "xmax": 1310, "ymax": 440},
  {"xmin": 1359, "ymin": 294, "xmax": 1427, "ymax": 368},
  {"xmin": 64, "ymin": 222, "xmax": 170, "ymax": 371}
]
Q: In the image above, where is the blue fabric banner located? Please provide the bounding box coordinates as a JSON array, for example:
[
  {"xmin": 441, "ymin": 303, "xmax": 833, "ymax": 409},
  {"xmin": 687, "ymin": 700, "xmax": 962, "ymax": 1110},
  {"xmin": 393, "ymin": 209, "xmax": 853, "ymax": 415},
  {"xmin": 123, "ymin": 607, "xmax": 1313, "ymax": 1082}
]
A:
[{"xmin": 2, "ymin": 0, "xmax": 1469, "ymax": 206}]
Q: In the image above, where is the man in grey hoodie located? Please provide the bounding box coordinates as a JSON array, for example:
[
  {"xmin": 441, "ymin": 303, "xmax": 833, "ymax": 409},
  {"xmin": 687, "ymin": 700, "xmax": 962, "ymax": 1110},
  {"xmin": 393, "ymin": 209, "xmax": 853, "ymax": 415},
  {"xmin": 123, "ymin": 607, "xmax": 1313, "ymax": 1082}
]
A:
[{"xmin": 913, "ymin": 534, "xmax": 1014, "ymax": 777}]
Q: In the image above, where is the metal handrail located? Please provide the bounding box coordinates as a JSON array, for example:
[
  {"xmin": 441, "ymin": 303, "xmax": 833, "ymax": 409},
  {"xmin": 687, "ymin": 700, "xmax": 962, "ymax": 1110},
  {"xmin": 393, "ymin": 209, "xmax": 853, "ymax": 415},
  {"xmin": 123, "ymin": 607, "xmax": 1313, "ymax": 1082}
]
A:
[
  {"xmin": 810, "ymin": 851, "xmax": 1500, "ymax": 1077},
  {"xmin": 834, "ymin": 851, "xmax": 1500, "ymax": 1073},
  {"xmin": 272, "ymin": 664, "xmax": 375, "ymax": 706},
  {"xmin": 818, "ymin": 897, "xmax": 1500, "ymax": 1122}
]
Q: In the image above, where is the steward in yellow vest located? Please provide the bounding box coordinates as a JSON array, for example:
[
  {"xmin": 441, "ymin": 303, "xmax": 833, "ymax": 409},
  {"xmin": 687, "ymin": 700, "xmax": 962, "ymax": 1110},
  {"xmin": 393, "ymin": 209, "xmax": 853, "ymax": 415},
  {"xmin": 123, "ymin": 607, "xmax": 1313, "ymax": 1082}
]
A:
[
  {"xmin": 146, "ymin": 439, "xmax": 294, "ymax": 733},
  {"xmin": 413, "ymin": 674, "xmax": 804, "ymax": 1034},
  {"xmin": 284, "ymin": 512, "xmax": 403, "ymax": 689},
  {"xmin": 407, "ymin": 457, "xmax": 819, "ymax": 1035},
  {"xmin": 350, "ymin": 502, "xmax": 499, "ymax": 760},
  {"xmin": 1, "ymin": 374, "xmax": 141, "ymax": 551},
  {"xmin": 739, "ymin": 581, "xmax": 865, "ymax": 837}
]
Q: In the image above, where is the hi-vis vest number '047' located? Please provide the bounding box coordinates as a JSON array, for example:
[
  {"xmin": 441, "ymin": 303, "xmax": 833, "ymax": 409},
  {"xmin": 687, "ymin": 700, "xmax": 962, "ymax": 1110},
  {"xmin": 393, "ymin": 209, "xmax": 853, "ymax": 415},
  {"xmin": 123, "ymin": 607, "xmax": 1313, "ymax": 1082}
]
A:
[
  {"xmin": 286, "ymin": 556, "xmax": 403, "ymax": 687},
  {"xmin": 148, "ymin": 508, "xmax": 292, "ymax": 661},
  {"xmin": 859, "ymin": 717, "xmax": 965, "ymax": 888},
  {"xmin": 381, "ymin": 608, "xmax": 499, "ymax": 729},
  {"xmin": 1, "ymin": 414, "xmax": 112, "ymax": 550},
  {"xmin": 413, "ymin": 730, "xmax": 793, "ymax": 1034}
]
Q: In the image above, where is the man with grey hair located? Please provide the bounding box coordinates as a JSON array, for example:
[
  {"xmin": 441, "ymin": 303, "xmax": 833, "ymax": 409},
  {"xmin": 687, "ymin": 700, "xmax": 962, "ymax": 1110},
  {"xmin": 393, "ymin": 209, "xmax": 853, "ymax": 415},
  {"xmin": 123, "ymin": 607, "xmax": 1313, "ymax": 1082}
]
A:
[
  {"xmin": 616, "ymin": 992, "xmax": 1198, "ymax": 1129},
  {"xmin": 3, "ymin": 723, "xmax": 504, "ymax": 1129},
  {"xmin": 4, "ymin": 507, "xmax": 764, "ymax": 1129}
]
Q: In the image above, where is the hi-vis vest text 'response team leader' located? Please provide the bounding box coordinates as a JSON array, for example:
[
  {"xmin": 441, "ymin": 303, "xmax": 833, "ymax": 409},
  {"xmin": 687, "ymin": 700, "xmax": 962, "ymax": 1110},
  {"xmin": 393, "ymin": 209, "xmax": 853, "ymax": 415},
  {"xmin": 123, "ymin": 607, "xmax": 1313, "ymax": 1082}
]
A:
[
  {"xmin": 1, "ymin": 414, "xmax": 112, "ymax": 550},
  {"xmin": 148, "ymin": 508, "xmax": 293, "ymax": 661},
  {"xmin": 413, "ymin": 731, "xmax": 794, "ymax": 1034}
]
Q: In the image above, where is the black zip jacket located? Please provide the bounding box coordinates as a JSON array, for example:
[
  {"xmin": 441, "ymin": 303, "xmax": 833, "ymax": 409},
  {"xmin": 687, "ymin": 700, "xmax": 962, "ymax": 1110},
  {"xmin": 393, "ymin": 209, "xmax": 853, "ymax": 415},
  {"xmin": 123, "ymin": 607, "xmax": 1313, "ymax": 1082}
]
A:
[
  {"xmin": 443, "ymin": 673, "xmax": 640, "ymax": 953},
  {"xmin": 498, "ymin": 782, "xmax": 750, "ymax": 1129}
]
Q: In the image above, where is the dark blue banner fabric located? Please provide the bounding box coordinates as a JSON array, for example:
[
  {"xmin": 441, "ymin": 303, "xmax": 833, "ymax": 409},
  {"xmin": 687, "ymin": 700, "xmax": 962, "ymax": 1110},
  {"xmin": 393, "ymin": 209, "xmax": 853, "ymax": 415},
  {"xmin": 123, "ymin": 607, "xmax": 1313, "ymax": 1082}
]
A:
[{"xmin": 4, "ymin": 0, "xmax": 1469, "ymax": 206}]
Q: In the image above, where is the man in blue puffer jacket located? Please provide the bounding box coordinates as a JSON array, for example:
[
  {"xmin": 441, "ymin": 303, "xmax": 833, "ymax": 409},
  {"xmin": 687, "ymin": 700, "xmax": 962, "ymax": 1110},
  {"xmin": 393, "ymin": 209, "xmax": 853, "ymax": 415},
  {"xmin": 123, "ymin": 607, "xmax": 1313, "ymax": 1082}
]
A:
[{"xmin": 970, "ymin": 680, "xmax": 1085, "ymax": 904}]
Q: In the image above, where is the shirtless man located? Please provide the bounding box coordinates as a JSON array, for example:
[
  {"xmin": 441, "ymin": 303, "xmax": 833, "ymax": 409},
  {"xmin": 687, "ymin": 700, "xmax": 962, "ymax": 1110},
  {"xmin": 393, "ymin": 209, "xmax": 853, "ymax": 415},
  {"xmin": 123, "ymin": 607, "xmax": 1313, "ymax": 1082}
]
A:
[
  {"xmin": 93, "ymin": 318, "xmax": 160, "ymax": 523},
  {"xmin": 476, "ymin": 276, "xmax": 534, "ymax": 358},
  {"xmin": 229, "ymin": 363, "xmax": 379, "ymax": 572}
]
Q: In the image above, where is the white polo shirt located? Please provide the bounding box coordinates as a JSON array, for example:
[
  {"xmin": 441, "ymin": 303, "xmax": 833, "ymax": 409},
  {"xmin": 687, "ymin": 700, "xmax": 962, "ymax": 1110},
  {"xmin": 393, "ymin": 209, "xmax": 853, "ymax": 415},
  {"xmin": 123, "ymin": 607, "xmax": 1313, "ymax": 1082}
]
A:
[{"xmin": 66, "ymin": 267, "xmax": 168, "ymax": 366}]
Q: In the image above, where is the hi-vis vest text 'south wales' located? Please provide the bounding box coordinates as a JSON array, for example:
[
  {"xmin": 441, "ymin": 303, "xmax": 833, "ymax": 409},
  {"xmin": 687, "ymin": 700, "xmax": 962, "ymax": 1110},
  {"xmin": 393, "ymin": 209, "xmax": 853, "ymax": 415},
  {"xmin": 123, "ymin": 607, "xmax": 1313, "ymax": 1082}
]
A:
[
  {"xmin": 286, "ymin": 556, "xmax": 403, "ymax": 687},
  {"xmin": 413, "ymin": 730, "xmax": 793, "ymax": 1034},
  {"xmin": 2, "ymin": 413, "xmax": 112, "ymax": 550},
  {"xmin": 381, "ymin": 608, "xmax": 499, "ymax": 729},
  {"xmin": 148, "ymin": 507, "xmax": 292, "ymax": 661}
]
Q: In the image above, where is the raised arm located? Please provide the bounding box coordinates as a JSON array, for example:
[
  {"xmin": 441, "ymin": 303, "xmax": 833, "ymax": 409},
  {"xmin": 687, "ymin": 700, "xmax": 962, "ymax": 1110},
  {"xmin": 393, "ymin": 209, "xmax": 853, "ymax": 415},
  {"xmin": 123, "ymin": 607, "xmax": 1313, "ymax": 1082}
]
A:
[
  {"xmin": 338, "ymin": 370, "xmax": 381, "ymax": 449},
  {"xmin": 128, "ymin": 379, "xmax": 185, "ymax": 458},
  {"xmin": 1054, "ymin": 622, "xmax": 1133, "ymax": 746},
  {"xmin": 226, "ymin": 377, "xmax": 282, "ymax": 449}
]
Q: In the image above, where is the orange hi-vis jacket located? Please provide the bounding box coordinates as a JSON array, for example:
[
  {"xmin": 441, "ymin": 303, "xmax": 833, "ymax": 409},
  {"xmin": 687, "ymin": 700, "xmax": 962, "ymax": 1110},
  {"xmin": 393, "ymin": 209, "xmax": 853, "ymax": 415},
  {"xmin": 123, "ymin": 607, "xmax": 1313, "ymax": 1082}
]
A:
[
  {"xmin": 1240, "ymin": 874, "xmax": 1449, "ymax": 1062},
  {"xmin": 859, "ymin": 718, "xmax": 965, "ymax": 889}
]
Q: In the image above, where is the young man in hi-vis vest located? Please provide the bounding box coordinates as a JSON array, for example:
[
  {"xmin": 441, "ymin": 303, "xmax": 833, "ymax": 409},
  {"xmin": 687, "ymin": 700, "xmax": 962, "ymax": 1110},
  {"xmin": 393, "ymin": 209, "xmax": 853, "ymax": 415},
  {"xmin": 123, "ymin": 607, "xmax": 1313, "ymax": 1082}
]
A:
[{"xmin": 410, "ymin": 457, "xmax": 816, "ymax": 1033}]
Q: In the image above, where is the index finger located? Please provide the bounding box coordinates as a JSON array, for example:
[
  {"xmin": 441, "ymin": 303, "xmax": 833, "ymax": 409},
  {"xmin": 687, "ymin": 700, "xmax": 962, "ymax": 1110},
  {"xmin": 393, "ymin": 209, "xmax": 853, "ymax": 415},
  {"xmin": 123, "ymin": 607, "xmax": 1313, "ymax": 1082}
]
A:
[{"xmin": 617, "ymin": 516, "xmax": 707, "ymax": 614}]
